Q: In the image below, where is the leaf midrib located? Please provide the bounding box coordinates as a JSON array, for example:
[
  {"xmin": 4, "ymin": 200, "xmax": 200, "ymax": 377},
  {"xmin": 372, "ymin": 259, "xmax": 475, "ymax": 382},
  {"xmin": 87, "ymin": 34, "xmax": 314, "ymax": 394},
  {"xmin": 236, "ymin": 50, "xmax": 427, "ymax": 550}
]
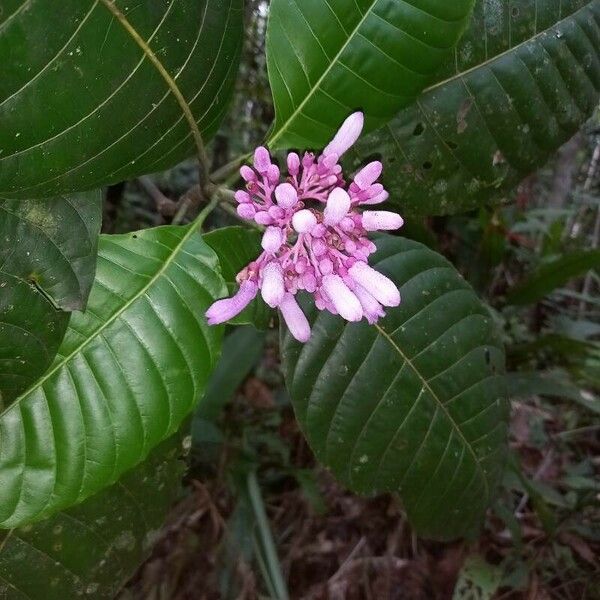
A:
[
  {"xmin": 374, "ymin": 322, "xmax": 490, "ymax": 501},
  {"xmin": 421, "ymin": 3, "xmax": 592, "ymax": 95},
  {"xmin": 268, "ymin": 0, "xmax": 379, "ymax": 147},
  {"xmin": 2, "ymin": 223, "xmax": 198, "ymax": 418}
]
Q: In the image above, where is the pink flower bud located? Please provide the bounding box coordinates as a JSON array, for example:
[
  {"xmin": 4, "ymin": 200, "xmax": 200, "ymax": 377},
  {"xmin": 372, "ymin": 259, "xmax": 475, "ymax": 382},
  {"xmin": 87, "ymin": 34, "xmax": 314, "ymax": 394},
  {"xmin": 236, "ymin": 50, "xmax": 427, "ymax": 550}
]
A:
[
  {"xmin": 324, "ymin": 188, "xmax": 351, "ymax": 226},
  {"xmin": 287, "ymin": 152, "xmax": 300, "ymax": 176},
  {"xmin": 353, "ymin": 284, "xmax": 385, "ymax": 324},
  {"xmin": 349, "ymin": 262, "xmax": 400, "ymax": 307},
  {"xmin": 255, "ymin": 211, "xmax": 273, "ymax": 225},
  {"xmin": 361, "ymin": 211, "xmax": 404, "ymax": 231},
  {"xmin": 292, "ymin": 209, "xmax": 317, "ymax": 234},
  {"xmin": 261, "ymin": 262, "xmax": 285, "ymax": 308},
  {"xmin": 319, "ymin": 258, "xmax": 333, "ymax": 274},
  {"xmin": 253, "ymin": 146, "xmax": 271, "ymax": 174},
  {"xmin": 261, "ymin": 226, "xmax": 284, "ymax": 254},
  {"xmin": 240, "ymin": 166, "xmax": 256, "ymax": 182},
  {"xmin": 361, "ymin": 184, "xmax": 389, "ymax": 205},
  {"xmin": 354, "ymin": 161, "xmax": 382, "ymax": 189},
  {"xmin": 267, "ymin": 164, "xmax": 280, "ymax": 183},
  {"xmin": 235, "ymin": 190, "xmax": 251, "ymax": 203},
  {"xmin": 275, "ymin": 182, "xmax": 298, "ymax": 209},
  {"xmin": 205, "ymin": 281, "xmax": 258, "ymax": 325},
  {"xmin": 280, "ymin": 294, "xmax": 311, "ymax": 342},
  {"xmin": 237, "ymin": 204, "xmax": 256, "ymax": 219},
  {"xmin": 323, "ymin": 112, "xmax": 364, "ymax": 157},
  {"xmin": 322, "ymin": 274, "xmax": 363, "ymax": 322}
]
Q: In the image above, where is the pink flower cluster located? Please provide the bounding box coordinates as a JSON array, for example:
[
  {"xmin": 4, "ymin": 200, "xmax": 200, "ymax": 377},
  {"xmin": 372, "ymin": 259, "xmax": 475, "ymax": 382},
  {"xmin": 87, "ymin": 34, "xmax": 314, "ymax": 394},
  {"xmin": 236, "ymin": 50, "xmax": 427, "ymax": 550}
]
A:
[{"xmin": 206, "ymin": 112, "xmax": 404, "ymax": 342}]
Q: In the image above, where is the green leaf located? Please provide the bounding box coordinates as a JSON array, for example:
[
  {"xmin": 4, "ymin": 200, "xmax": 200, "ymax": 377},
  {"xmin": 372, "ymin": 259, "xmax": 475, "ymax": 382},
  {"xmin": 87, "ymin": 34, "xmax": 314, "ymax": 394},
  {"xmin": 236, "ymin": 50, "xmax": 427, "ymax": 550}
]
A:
[
  {"xmin": 0, "ymin": 432, "xmax": 185, "ymax": 600},
  {"xmin": 352, "ymin": 0, "xmax": 600, "ymax": 215},
  {"xmin": 453, "ymin": 555, "xmax": 503, "ymax": 600},
  {"xmin": 0, "ymin": 224, "xmax": 225, "ymax": 528},
  {"xmin": 280, "ymin": 235, "xmax": 508, "ymax": 539},
  {"xmin": 204, "ymin": 226, "xmax": 272, "ymax": 329},
  {"xmin": 266, "ymin": 0, "xmax": 475, "ymax": 150},
  {"xmin": 505, "ymin": 371, "xmax": 600, "ymax": 415},
  {"xmin": 506, "ymin": 250, "xmax": 600, "ymax": 305},
  {"xmin": 0, "ymin": 0, "xmax": 242, "ymax": 199},
  {"xmin": 0, "ymin": 191, "xmax": 102, "ymax": 404}
]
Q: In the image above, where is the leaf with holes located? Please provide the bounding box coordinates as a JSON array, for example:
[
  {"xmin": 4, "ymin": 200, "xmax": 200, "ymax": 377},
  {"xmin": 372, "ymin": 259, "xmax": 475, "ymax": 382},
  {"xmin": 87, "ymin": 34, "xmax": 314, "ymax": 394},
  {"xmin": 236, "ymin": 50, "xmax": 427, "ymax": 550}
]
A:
[
  {"xmin": 0, "ymin": 0, "xmax": 242, "ymax": 198},
  {"xmin": 0, "ymin": 191, "xmax": 102, "ymax": 404},
  {"xmin": 266, "ymin": 0, "xmax": 474, "ymax": 150},
  {"xmin": 351, "ymin": 0, "xmax": 600, "ymax": 215},
  {"xmin": 204, "ymin": 226, "xmax": 272, "ymax": 329},
  {"xmin": 280, "ymin": 235, "xmax": 508, "ymax": 539},
  {"xmin": 0, "ymin": 432, "xmax": 184, "ymax": 600},
  {"xmin": 0, "ymin": 224, "xmax": 225, "ymax": 528}
]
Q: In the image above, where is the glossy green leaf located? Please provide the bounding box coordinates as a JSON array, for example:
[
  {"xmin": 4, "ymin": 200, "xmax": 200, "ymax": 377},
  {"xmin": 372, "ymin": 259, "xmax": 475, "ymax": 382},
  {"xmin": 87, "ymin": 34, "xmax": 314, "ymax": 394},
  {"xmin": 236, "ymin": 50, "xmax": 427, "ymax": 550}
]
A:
[
  {"xmin": 0, "ymin": 432, "xmax": 185, "ymax": 600},
  {"xmin": 266, "ymin": 0, "xmax": 474, "ymax": 150},
  {"xmin": 0, "ymin": 224, "xmax": 225, "ymax": 528},
  {"xmin": 0, "ymin": 0, "xmax": 242, "ymax": 199},
  {"xmin": 352, "ymin": 0, "xmax": 600, "ymax": 215},
  {"xmin": 280, "ymin": 235, "xmax": 508, "ymax": 539},
  {"xmin": 0, "ymin": 192, "xmax": 102, "ymax": 404},
  {"xmin": 205, "ymin": 226, "xmax": 272, "ymax": 329},
  {"xmin": 506, "ymin": 249, "xmax": 600, "ymax": 305}
]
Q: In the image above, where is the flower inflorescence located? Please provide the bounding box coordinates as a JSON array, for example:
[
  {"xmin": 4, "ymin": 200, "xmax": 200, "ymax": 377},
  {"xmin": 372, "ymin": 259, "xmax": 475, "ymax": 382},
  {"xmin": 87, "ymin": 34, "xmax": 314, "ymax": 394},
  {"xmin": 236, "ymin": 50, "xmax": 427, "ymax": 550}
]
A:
[{"xmin": 206, "ymin": 112, "xmax": 404, "ymax": 342}]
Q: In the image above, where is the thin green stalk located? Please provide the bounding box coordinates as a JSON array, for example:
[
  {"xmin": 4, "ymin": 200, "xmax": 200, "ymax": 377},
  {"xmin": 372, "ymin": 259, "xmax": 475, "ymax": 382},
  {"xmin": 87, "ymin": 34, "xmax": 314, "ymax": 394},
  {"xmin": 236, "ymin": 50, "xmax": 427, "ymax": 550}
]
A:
[{"xmin": 247, "ymin": 471, "xmax": 289, "ymax": 600}]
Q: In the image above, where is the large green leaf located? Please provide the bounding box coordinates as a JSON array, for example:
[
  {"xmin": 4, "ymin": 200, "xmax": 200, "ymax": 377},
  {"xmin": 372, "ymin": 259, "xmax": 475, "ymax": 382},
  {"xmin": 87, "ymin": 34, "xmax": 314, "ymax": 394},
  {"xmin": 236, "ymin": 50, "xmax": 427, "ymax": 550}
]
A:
[
  {"xmin": 353, "ymin": 0, "xmax": 600, "ymax": 215},
  {"xmin": 0, "ymin": 224, "xmax": 225, "ymax": 528},
  {"xmin": 0, "ymin": 0, "xmax": 242, "ymax": 199},
  {"xmin": 0, "ymin": 432, "xmax": 185, "ymax": 600},
  {"xmin": 506, "ymin": 249, "xmax": 600, "ymax": 305},
  {"xmin": 0, "ymin": 192, "xmax": 102, "ymax": 404},
  {"xmin": 280, "ymin": 235, "xmax": 508, "ymax": 539},
  {"xmin": 205, "ymin": 226, "xmax": 272, "ymax": 329},
  {"xmin": 266, "ymin": 0, "xmax": 474, "ymax": 150}
]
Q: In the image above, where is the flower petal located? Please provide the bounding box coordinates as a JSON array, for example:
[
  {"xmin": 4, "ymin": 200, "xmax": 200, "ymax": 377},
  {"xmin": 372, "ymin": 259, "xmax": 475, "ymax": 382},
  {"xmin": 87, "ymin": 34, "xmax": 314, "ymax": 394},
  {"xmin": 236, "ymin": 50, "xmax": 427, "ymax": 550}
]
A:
[
  {"xmin": 280, "ymin": 293, "xmax": 311, "ymax": 342},
  {"xmin": 261, "ymin": 262, "xmax": 285, "ymax": 308},
  {"xmin": 322, "ymin": 274, "xmax": 363, "ymax": 321},
  {"xmin": 361, "ymin": 210, "xmax": 404, "ymax": 231},
  {"xmin": 324, "ymin": 188, "xmax": 351, "ymax": 226},
  {"xmin": 349, "ymin": 262, "xmax": 400, "ymax": 307},
  {"xmin": 205, "ymin": 281, "xmax": 258, "ymax": 325},
  {"xmin": 323, "ymin": 112, "xmax": 364, "ymax": 157},
  {"xmin": 353, "ymin": 284, "xmax": 385, "ymax": 324}
]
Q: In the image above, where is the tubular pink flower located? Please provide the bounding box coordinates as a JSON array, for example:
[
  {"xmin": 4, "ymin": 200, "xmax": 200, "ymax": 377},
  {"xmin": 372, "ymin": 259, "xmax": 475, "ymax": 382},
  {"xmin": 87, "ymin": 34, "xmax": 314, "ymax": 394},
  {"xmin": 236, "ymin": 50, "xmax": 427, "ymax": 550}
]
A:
[
  {"xmin": 261, "ymin": 226, "xmax": 284, "ymax": 254},
  {"xmin": 353, "ymin": 284, "xmax": 385, "ymax": 324},
  {"xmin": 324, "ymin": 112, "xmax": 364, "ymax": 157},
  {"xmin": 354, "ymin": 161, "xmax": 382, "ymax": 189},
  {"xmin": 362, "ymin": 211, "xmax": 404, "ymax": 231},
  {"xmin": 322, "ymin": 274, "xmax": 363, "ymax": 322},
  {"xmin": 287, "ymin": 152, "xmax": 300, "ymax": 176},
  {"xmin": 279, "ymin": 294, "xmax": 311, "ymax": 342},
  {"xmin": 349, "ymin": 262, "xmax": 401, "ymax": 307},
  {"xmin": 324, "ymin": 188, "xmax": 351, "ymax": 226},
  {"xmin": 206, "ymin": 281, "xmax": 258, "ymax": 325},
  {"xmin": 261, "ymin": 262, "xmax": 285, "ymax": 308}
]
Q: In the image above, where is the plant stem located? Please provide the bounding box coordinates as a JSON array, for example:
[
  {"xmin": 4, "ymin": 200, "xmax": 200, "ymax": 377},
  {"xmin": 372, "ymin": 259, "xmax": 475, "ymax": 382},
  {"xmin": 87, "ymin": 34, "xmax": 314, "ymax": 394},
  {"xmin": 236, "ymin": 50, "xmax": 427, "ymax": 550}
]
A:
[
  {"xmin": 99, "ymin": 0, "xmax": 211, "ymax": 190},
  {"xmin": 247, "ymin": 471, "xmax": 289, "ymax": 600}
]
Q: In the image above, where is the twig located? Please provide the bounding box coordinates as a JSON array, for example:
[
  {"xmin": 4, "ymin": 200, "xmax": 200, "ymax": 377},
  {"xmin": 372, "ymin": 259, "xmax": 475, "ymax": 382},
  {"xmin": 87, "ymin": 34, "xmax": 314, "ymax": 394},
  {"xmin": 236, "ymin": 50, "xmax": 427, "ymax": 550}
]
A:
[
  {"xmin": 137, "ymin": 176, "xmax": 176, "ymax": 216},
  {"xmin": 99, "ymin": 0, "xmax": 211, "ymax": 190},
  {"xmin": 211, "ymin": 152, "xmax": 252, "ymax": 183}
]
